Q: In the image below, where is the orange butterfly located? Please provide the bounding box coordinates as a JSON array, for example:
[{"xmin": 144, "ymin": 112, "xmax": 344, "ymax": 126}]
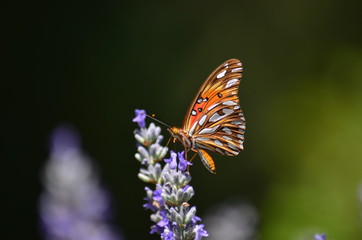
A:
[{"xmin": 168, "ymin": 59, "xmax": 245, "ymax": 174}]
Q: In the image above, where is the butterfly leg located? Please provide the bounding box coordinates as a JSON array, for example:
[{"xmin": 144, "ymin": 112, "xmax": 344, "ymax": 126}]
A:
[
  {"xmin": 186, "ymin": 152, "xmax": 197, "ymax": 173},
  {"xmin": 189, "ymin": 152, "xmax": 197, "ymax": 163},
  {"xmin": 165, "ymin": 137, "xmax": 173, "ymax": 148}
]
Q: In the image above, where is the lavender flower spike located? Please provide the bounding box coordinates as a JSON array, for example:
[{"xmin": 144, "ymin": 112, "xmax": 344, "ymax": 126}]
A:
[
  {"xmin": 315, "ymin": 233, "xmax": 327, "ymax": 240},
  {"xmin": 133, "ymin": 109, "xmax": 208, "ymax": 240},
  {"xmin": 39, "ymin": 125, "xmax": 121, "ymax": 240}
]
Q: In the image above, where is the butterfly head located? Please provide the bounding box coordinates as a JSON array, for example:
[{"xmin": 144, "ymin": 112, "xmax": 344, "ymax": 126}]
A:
[
  {"xmin": 167, "ymin": 126, "xmax": 181, "ymax": 138},
  {"xmin": 167, "ymin": 126, "xmax": 189, "ymax": 145}
]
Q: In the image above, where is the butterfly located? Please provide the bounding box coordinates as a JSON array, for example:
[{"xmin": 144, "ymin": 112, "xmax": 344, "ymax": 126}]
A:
[{"xmin": 167, "ymin": 58, "xmax": 245, "ymax": 174}]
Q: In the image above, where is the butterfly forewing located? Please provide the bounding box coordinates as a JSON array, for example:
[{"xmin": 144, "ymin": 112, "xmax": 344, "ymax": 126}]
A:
[{"xmin": 182, "ymin": 59, "xmax": 245, "ymax": 156}]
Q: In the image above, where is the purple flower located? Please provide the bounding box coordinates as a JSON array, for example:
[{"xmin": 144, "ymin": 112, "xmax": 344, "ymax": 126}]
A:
[
  {"xmin": 315, "ymin": 233, "xmax": 327, "ymax": 240},
  {"xmin": 177, "ymin": 151, "xmax": 192, "ymax": 171},
  {"xmin": 50, "ymin": 125, "xmax": 80, "ymax": 155},
  {"xmin": 134, "ymin": 110, "xmax": 208, "ymax": 240},
  {"xmin": 133, "ymin": 109, "xmax": 147, "ymax": 128},
  {"xmin": 164, "ymin": 151, "xmax": 177, "ymax": 170},
  {"xmin": 195, "ymin": 224, "xmax": 209, "ymax": 240},
  {"xmin": 40, "ymin": 125, "xmax": 122, "ymax": 240}
]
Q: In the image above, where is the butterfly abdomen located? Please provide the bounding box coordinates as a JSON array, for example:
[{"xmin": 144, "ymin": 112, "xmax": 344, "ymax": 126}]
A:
[{"xmin": 198, "ymin": 149, "xmax": 216, "ymax": 174}]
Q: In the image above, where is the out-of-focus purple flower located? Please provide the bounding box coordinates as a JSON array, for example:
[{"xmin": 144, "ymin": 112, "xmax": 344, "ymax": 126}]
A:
[
  {"xmin": 133, "ymin": 109, "xmax": 208, "ymax": 240},
  {"xmin": 40, "ymin": 125, "xmax": 122, "ymax": 240},
  {"xmin": 50, "ymin": 124, "xmax": 81, "ymax": 155},
  {"xmin": 164, "ymin": 151, "xmax": 177, "ymax": 170},
  {"xmin": 203, "ymin": 201, "xmax": 258, "ymax": 240},
  {"xmin": 133, "ymin": 109, "xmax": 147, "ymax": 128},
  {"xmin": 177, "ymin": 151, "xmax": 192, "ymax": 171},
  {"xmin": 315, "ymin": 233, "xmax": 327, "ymax": 240}
]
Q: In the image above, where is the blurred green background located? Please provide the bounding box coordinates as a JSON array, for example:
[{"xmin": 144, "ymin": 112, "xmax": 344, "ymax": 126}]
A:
[{"xmin": 4, "ymin": 1, "xmax": 362, "ymax": 239}]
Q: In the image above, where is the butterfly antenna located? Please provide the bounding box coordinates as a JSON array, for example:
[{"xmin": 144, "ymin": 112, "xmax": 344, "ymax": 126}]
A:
[{"xmin": 143, "ymin": 113, "xmax": 172, "ymax": 129}]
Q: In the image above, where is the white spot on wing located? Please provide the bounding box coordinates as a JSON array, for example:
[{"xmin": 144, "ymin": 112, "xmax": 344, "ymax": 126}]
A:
[
  {"xmin": 209, "ymin": 113, "xmax": 224, "ymax": 122},
  {"xmin": 217, "ymin": 70, "xmax": 227, "ymax": 79},
  {"xmin": 196, "ymin": 137, "xmax": 210, "ymax": 141},
  {"xmin": 228, "ymin": 142, "xmax": 238, "ymax": 150},
  {"xmin": 227, "ymin": 150, "xmax": 239, "ymax": 155},
  {"xmin": 226, "ymin": 79, "xmax": 239, "ymax": 88},
  {"xmin": 222, "ymin": 127, "xmax": 232, "ymax": 134},
  {"xmin": 188, "ymin": 121, "xmax": 198, "ymax": 136},
  {"xmin": 223, "ymin": 100, "xmax": 237, "ymax": 106},
  {"xmin": 232, "ymin": 121, "xmax": 245, "ymax": 125},
  {"xmin": 199, "ymin": 115, "xmax": 207, "ymax": 126},
  {"xmin": 208, "ymin": 103, "xmax": 219, "ymax": 110},
  {"xmin": 199, "ymin": 125, "xmax": 219, "ymax": 135},
  {"xmin": 222, "ymin": 136, "xmax": 232, "ymax": 141},
  {"xmin": 222, "ymin": 108, "xmax": 233, "ymax": 115},
  {"xmin": 238, "ymin": 128, "xmax": 245, "ymax": 133},
  {"xmin": 191, "ymin": 110, "xmax": 197, "ymax": 116},
  {"xmin": 234, "ymin": 105, "xmax": 240, "ymax": 110},
  {"xmin": 231, "ymin": 67, "xmax": 243, "ymax": 73},
  {"xmin": 215, "ymin": 148, "xmax": 224, "ymax": 154},
  {"xmin": 237, "ymin": 134, "xmax": 244, "ymax": 139},
  {"xmin": 214, "ymin": 140, "xmax": 223, "ymax": 146}
]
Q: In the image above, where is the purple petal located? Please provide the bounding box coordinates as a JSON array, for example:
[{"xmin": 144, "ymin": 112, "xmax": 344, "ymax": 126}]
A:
[
  {"xmin": 50, "ymin": 125, "xmax": 81, "ymax": 154},
  {"xmin": 164, "ymin": 151, "xmax": 177, "ymax": 170},
  {"xmin": 132, "ymin": 109, "xmax": 146, "ymax": 128},
  {"xmin": 153, "ymin": 189, "xmax": 165, "ymax": 207},
  {"xmin": 192, "ymin": 215, "xmax": 202, "ymax": 223},
  {"xmin": 161, "ymin": 226, "xmax": 174, "ymax": 240},
  {"xmin": 150, "ymin": 225, "xmax": 164, "ymax": 235},
  {"xmin": 194, "ymin": 224, "xmax": 208, "ymax": 240},
  {"xmin": 315, "ymin": 233, "xmax": 327, "ymax": 240},
  {"xmin": 178, "ymin": 151, "xmax": 192, "ymax": 171},
  {"xmin": 157, "ymin": 216, "xmax": 169, "ymax": 227}
]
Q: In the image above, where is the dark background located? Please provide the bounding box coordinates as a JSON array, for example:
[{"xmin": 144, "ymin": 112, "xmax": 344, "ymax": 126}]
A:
[{"xmin": 4, "ymin": 1, "xmax": 362, "ymax": 239}]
